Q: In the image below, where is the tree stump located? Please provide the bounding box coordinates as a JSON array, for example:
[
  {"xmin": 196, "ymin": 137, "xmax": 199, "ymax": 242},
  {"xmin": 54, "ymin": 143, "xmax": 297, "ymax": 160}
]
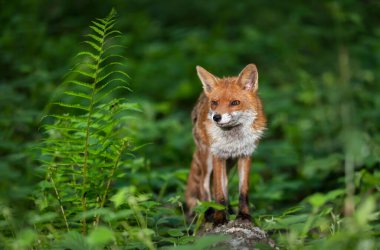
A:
[{"xmin": 199, "ymin": 219, "xmax": 278, "ymax": 250}]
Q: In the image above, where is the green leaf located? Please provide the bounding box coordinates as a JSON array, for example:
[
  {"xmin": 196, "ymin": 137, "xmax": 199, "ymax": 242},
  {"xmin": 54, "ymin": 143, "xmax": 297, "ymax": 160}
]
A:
[
  {"xmin": 64, "ymin": 80, "xmax": 93, "ymax": 89},
  {"xmin": 42, "ymin": 124, "xmax": 83, "ymax": 132},
  {"xmin": 85, "ymin": 34, "xmax": 103, "ymax": 44},
  {"xmin": 105, "ymin": 34, "xmax": 123, "ymax": 41},
  {"xmin": 99, "ymin": 54, "xmax": 127, "ymax": 64},
  {"xmin": 355, "ymin": 196, "xmax": 377, "ymax": 227},
  {"xmin": 91, "ymin": 20, "xmax": 105, "ymax": 30},
  {"xmin": 118, "ymin": 102, "xmax": 142, "ymax": 112},
  {"xmin": 76, "ymin": 51, "xmax": 98, "ymax": 61},
  {"xmin": 47, "ymin": 114, "xmax": 87, "ymax": 122},
  {"xmin": 12, "ymin": 228, "xmax": 37, "ymax": 249},
  {"xmin": 74, "ymin": 62, "xmax": 97, "ymax": 71},
  {"xmin": 178, "ymin": 236, "xmax": 194, "ymax": 245},
  {"xmin": 105, "ymin": 30, "xmax": 122, "ymax": 40},
  {"xmin": 84, "ymin": 40, "xmax": 102, "ymax": 52},
  {"xmin": 308, "ymin": 193, "xmax": 327, "ymax": 209},
  {"xmin": 52, "ymin": 102, "xmax": 89, "ymax": 111},
  {"xmin": 96, "ymin": 70, "xmax": 129, "ymax": 83},
  {"xmin": 29, "ymin": 212, "xmax": 58, "ymax": 224},
  {"xmin": 308, "ymin": 189, "xmax": 344, "ymax": 209},
  {"xmin": 102, "ymin": 44, "xmax": 126, "ymax": 54},
  {"xmin": 94, "ymin": 86, "xmax": 131, "ymax": 104},
  {"xmin": 72, "ymin": 69, "xmax": 95, "ymax": 79},
  {"xmin": 102, "ymin": 209, "xmax": 134, "ymax": 222},
  {"xmin": 95, "ymin": 18, "xmax": 107, "ymax": 25},
  {"xmin": 64, "ymin": 91, "xmax": 92, "ymax": 100},
  {"xmin": 54, "ymin": 231, "xmax": 91, "ymax": 250},
  {"xmin": 110, "ymin": 187, "xmax": 128, "ymax": 208},
  {"xmin": 89, "ymin": 25, "xmax": 104, "ymax": 36},
  {"xmin": 194, "ymin": 201, "xmax": 225, "ymax": 215},
  {"xmin": 162, "ymin": 235, "xmax": 229, "ymax": 250},
  {"xmin": 105, "ymin": 23, "xmax": 118, "ymax": 33},
  {"xmin": 73, "ymin": 208, "xmax": 111, "ymax": 220},
  {"xmin": 86, "ymin": 226, "xmax": 115, "ymax": 247},
  {"xmin": 167, "ymin": 228, "xmax": 184, "ymax": 237},
  {"xmin": 95, "ymin": 78, "xmax": 128, "ymax": 94},
  {"xmin": 96, "ymin": 62, "xmax": 126, "ymax": 75}
]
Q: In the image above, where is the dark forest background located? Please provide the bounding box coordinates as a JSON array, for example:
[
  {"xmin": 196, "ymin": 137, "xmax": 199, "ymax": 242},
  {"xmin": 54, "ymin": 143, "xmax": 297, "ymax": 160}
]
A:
[{"xmin": 1, "ymin": 1, "xmax": 379, "ymax": 249}]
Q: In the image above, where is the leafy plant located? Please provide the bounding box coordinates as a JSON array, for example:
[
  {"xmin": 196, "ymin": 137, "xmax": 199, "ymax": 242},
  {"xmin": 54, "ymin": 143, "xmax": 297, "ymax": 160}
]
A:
[{"xmin": 39, "ymin": 9, "xmax": 138, "ymax": 234}]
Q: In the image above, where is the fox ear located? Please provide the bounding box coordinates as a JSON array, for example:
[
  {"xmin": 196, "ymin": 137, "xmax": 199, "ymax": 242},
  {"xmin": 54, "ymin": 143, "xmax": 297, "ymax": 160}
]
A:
[
  {"xmin": 196, "ymin": 66, "xmax": 218, "ymax": 95},
  {"xmin": 238, "ymin": 64, "xmax": 258, "ymax": 92}
]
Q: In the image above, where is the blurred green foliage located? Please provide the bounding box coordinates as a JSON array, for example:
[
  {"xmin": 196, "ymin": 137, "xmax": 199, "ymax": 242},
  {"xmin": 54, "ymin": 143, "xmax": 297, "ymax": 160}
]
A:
[{"xmin": 0, "ymin": 0, "xmax": 379, "ymax": 249}]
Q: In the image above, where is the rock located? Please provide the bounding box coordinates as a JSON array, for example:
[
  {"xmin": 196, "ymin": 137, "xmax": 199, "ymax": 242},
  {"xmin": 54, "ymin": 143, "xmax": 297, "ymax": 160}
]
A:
[{"xmin": 199, "ymin": 219, "xmax": 278, "ymax": 250}]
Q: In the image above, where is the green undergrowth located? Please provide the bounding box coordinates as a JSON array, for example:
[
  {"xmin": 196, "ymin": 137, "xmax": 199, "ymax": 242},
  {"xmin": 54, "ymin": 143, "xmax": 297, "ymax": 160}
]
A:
[{"xmin": 0, "ymin": 5, "xmax": 379, "ymax": 250}]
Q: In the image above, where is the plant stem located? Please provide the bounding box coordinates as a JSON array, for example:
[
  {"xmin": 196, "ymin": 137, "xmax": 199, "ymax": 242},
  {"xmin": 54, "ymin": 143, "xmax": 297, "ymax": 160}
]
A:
[
  {"xmin": 48, "ymin": 172, "xmax": 70, "ymax": 232},
  {"xmin": 81, "ymin": 16, "xmax": 107, "ymax": 235},
  {"xmin": 338, "ymin": 46, "xmax": 355, "ymax": 217},
  {"xmin": 193, "ymin": 213, "xmax": 204, "ymax": 236},
  {"xmin": 95, "ymin": 141, "xmax": 127, "ymax": 225},
  {"xmin": 179, "ymin": 203, "xmax": 189, "ymax": 236}
]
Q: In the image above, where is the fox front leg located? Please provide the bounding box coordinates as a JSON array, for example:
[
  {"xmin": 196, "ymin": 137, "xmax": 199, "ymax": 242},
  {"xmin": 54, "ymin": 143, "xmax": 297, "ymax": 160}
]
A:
[
  {"xmin": 212, "ymin": 156, "xmax": 228, "ymax": 225},
  {"xmin": 237, "ymin": 156, "xmax": 252, "ymax": 221}
]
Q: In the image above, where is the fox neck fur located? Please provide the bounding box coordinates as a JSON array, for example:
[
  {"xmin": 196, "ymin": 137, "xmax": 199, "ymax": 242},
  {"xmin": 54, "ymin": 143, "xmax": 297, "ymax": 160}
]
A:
[{"xmin": 192, "ymin": 93, "xmax": 265, "ymax": 159}]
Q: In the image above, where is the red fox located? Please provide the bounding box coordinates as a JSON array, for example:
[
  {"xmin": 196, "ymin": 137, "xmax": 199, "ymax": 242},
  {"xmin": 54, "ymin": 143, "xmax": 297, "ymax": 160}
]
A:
[{"xmin": 185, "ymin": 64, "xmax": 266, "ymax": 225}]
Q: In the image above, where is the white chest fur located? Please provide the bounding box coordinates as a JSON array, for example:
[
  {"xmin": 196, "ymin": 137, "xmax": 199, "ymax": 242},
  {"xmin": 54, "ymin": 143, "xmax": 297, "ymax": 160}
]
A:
[{"xmin": 207, "ymin": 111, "xmax": 263, "ymax": 159}]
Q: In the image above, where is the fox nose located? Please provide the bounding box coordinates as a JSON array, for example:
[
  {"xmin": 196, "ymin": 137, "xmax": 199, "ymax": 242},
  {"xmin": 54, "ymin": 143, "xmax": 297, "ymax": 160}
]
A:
[{"xmin": 213, "ymin": 114, "xmax": 222, "ymax": 122}]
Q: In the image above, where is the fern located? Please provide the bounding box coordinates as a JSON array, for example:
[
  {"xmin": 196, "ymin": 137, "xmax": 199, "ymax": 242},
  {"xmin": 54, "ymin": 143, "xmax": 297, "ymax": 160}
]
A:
[{"xmin": 40, "ymin": 9, "xmax": 138, "ymax": 234}]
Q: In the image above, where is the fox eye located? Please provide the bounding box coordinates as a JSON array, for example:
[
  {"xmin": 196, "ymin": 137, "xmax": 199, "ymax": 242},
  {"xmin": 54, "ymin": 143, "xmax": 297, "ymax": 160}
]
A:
[
  {"xmin": 211, "ymin": 100, "xmax": 218, "ymax": 106},
  {"xmin": 230, "ymin": 100, "xmax": 240, "ymax": 106}
]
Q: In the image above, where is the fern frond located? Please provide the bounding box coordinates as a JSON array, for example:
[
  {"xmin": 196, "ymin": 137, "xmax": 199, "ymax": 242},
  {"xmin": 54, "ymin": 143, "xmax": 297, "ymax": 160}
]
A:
[{"xmin": 40, "ymin": 9, "xmax": 138, "ymax": 234}]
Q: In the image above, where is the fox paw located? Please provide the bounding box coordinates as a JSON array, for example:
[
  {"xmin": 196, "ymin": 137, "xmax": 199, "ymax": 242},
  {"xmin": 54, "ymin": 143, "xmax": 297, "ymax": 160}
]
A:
[
  {"xmin": 213, "ymin": 211, "xmax": 228, "ymax": 226},
  {"xmin": 227, "ymin": 205, "xmax": 235, "ymax": 215},
  {"xmin": 236, "ymin": 212, "xmax": 251, "ymax": 221},
  {"xmin": 204, "ymin": 208, "xmax": 215, "ymax": 222}
]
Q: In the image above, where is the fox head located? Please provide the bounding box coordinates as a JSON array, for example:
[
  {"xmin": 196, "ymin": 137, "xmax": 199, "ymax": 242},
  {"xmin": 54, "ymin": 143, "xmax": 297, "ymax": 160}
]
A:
[{"xmin": 196, "ymin": 64, "xmax": 260, "ymax": 129}]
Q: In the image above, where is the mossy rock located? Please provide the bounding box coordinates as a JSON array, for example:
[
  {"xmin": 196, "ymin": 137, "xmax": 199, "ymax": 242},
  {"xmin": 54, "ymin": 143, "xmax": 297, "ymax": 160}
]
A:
[{"xmin": 199, "ymin": 219, "xmax": 277, "ymax": 250}]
